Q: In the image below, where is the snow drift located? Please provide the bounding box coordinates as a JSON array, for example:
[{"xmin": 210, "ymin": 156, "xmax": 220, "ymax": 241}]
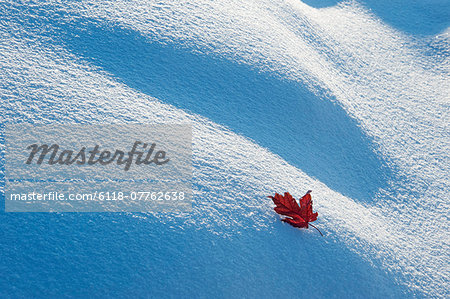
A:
[{"xmin": 0, "ymin": 0, "xmax": 448, "ymax": 297}]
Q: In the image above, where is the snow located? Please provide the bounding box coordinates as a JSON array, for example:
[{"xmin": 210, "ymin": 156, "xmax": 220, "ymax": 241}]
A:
[{"xmin": 1, "ymin": 0, "xmax": 448, "ymax": 297}]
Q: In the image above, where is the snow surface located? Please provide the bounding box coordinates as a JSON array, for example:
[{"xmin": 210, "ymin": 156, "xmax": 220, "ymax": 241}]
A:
[{"xmin": 1, "ymin": 0, "xmax": 449, "ymax": 297}]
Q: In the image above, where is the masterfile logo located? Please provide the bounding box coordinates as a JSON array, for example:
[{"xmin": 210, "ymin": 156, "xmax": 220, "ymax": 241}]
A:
[
  {"xmin": 5, "ymin": 124, "xmax": 192, "ymax": 212},
  {"xmin": 25, "ymin": 141, "xmax": 170, "ymax": 171}
]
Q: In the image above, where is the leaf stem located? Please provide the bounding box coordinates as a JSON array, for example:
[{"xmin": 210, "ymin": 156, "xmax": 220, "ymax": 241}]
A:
[{"xmin": 309, "ymin": 223, "xmax": 324, "ymax": 237}]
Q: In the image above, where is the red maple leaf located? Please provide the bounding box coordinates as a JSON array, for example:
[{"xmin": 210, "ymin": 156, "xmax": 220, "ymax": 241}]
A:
[{"xmin": 268, "ymin": 190, "xmax": 323, "ymax": 236}]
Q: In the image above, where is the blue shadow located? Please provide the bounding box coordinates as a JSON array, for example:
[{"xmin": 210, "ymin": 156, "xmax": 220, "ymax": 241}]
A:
[
  {"xmin": 362, "ymin": 0, "xmax": 450, "ymax": 36},
  {"xmin": 301, "ymin": 0, "xmax": 341, "ymax": 8},
  {"xmin": 0, "ymin": 211, "xmax": 415, "ymax": 298},
  {"xmin": 301, "ymin": 0, "xmax": 450, "ymax": 36},
  {"xmin": 50, "ymin": 19, "xmax": 393, "ymax": 201}
]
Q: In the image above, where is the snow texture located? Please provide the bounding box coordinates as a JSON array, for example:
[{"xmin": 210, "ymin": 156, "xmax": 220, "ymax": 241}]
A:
[{"xmin": 0, "ymin": 0, "xmax": 449, "ymax": 297}]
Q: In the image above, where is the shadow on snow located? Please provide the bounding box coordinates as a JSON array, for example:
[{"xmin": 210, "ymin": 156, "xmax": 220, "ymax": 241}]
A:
[{"xmin": 55, "ymin": 19, "xmax": 394, "ymax": 202}]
